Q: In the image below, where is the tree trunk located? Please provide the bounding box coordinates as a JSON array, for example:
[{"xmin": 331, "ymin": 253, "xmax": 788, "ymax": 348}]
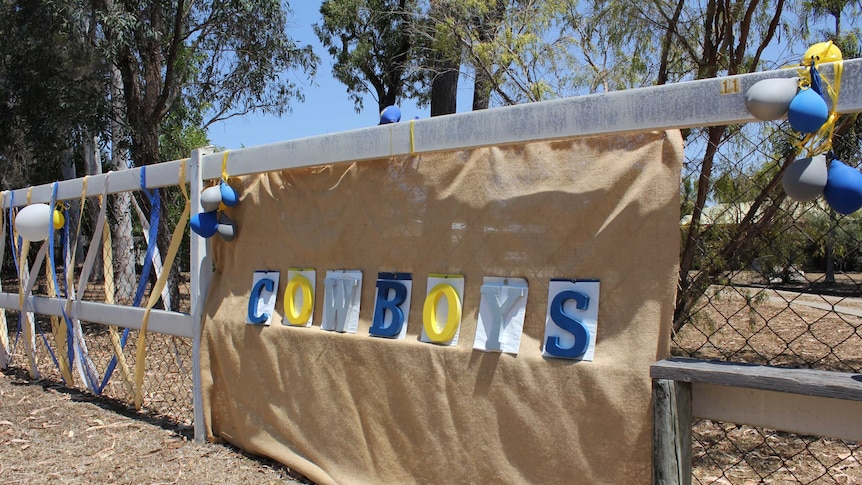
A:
[
  {"xmin": 110, "ymin": 64, "xmax": 137, "ymax": 304},
  {"xmin": 430, "ymin": 63, "xmax": 458, "ymax": 116},
  {"xmin": 472, "ymin": 71, "xmax": 493, "ymax": 110}
]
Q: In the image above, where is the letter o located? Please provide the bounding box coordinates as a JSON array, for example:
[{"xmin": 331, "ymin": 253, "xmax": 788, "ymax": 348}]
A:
[
  {"xmin": 422, "ymin": 283, "xmax": 462, "ymax": 343},
  {"xmin": 284, "ymin": 275, "xmax": 314, "ymax": 325}
]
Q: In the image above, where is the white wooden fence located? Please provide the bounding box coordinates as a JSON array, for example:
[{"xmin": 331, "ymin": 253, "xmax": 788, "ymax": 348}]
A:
[{"xmin": 1, "ymin": 59, "xmax": 862, "ymax": 479}]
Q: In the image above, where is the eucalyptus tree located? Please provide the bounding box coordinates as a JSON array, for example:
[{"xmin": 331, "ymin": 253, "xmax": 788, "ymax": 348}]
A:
[
  {"xmin": 315, "ymin": 0, "xmax": 421, "ymax": 113},
  {"xmin": 80, "ymin": 0, "xmax": 316, "ymax": 309},
  {"xmin": 0, "ymin": 1, "xmax": 108, "ymax": 189}
]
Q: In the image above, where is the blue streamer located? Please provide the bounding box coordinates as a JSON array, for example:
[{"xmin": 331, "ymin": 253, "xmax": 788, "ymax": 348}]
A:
[
  {"xmin": 96, "ymin": 168, "xmax": 161, "ymax": 395},
  {"xmin": 47, "ymin": 183, "xmax": 90, "ymax": 387}
]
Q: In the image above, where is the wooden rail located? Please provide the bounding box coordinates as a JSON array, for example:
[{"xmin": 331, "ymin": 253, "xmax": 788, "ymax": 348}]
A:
[{"xmin": 651, "ymin": 358, "xmax": 862, "ymax": 485}]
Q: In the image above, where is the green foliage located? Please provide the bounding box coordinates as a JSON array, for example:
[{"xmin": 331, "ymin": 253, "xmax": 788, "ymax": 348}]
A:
[
  {"xmin": 0, "ymin": 1, "xmax": 108, "ymax": 188},
  {"xmin": 315, "ymin": 0, "xmax": 421, "ymax": 112}
]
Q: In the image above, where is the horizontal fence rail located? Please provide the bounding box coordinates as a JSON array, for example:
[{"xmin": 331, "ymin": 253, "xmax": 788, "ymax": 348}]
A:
[{"xmin": 6, "ymin": 59, "xmax": 859, "ymax": 208}]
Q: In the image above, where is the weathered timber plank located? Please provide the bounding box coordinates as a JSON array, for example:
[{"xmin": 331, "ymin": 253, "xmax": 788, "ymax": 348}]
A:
[
  {"xmin": 653, "ymin": 379, "xmax": 692, "ymax": 485},
  {"xmin": 651, "ymin": 358, "xmax": 862, "ymax": 402}
]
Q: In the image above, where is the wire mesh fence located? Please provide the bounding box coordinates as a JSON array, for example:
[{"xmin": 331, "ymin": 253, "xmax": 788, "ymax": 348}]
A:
[
  {"xmin": 675, "ymin": 117, "xmax": 862, "ymax": 483},
  {"xmin": 1, "ymin": 184, "xmax": 193, "ymax": 425}
]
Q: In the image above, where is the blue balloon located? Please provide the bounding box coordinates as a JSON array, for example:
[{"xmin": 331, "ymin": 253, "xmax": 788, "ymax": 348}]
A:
[
  {"xmin": 190, "ymin": 210, "xmax": 219, "ymax": 238},
  {"xmin": 824, "ymin": 160, "xmax": 862, "ymax": 215},
  {"xmin": 220, "ymin": 180, "xmax": 239, "ymax": 207},
  {"xmin": 379, "ymin": 105, "xmax": 401, "ymax": 125},
  {"xmin": 787, "ymin": 88, "xmax": 828, "ymax": 134}
]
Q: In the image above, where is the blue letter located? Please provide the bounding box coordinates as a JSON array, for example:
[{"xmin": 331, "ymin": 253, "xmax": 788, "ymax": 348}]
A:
[
  {"xmin": 370, "ymin": 280, "xmax": 408, "ymax": 337},
  {"xmin": 545, "ymin": 290, "xmax": 590, "ymax": 358},
  {"xmin": 248, "ymin": 278, "xmax": 275, "ymax": 324}
]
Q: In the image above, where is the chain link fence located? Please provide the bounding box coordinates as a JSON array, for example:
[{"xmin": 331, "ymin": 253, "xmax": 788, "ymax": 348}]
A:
[
  {"xmin": 2, "ymin": 184, "xmax": 193, "ymax": 425},
  {"xmin": 676, "ymin": 118, "xmax": 862, "ymax": 483}
]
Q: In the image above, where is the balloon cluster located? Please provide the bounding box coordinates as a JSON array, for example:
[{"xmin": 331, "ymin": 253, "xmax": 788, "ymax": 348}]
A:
[
  {"xmin": 14, "ymin": 203, "xmax": 64, "ymax": 241},
  {"xmin": 191, "ymin": 180, "xmax": 239, "ymax": 241},
  {"xmin": 746, "ymin": 42, "xmax": 855, "ymax": 213}
]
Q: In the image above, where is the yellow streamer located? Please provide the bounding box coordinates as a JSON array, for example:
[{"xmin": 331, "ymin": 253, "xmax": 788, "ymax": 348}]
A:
[
  {"xmin": 221, "ymin": 150, "xmax": 230, "ymax": 182},
  {"xmin": 792, "ymin": 42, "xmax": 844, "ymax": 158},
  {"xmin": 409, "ymin": 119, "xmax": 416, "ymax": 154},
  {"xmin": 44, "ymin": 261, "xmax": 73, "ymax": 383},
  {"xmin": 134, "ymin": 160, "xmax": 190, "ymax": 410},
  {"xmin": 101, "ymin": 204, "xmax": 134, "ymax": 398}
]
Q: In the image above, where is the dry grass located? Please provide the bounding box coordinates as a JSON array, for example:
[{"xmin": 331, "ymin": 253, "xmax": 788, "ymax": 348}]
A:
[
  {"xmin": 674, "ymin": 275, "xmax": 862, "ymax": 484},
  {"xmin": 0, "ymin": 367, "xmax": 310, "ymax": 484}
]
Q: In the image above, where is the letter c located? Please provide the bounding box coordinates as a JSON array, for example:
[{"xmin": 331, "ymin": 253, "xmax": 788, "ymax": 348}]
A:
[{"xmin": 248, "ymin": 278, "xmax": 275, "ymax": 324}]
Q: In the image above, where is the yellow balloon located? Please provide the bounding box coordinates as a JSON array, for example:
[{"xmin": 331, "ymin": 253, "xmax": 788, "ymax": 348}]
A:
[
  {"xmin": 52, "ymin": 210, "xmax": 65, "ymax": 229},
  {"xmin": 803, "ymin": 42, "xmax": 842, "ymax": 65}
]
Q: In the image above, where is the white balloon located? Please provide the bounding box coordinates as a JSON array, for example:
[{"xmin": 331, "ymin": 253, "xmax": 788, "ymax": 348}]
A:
[
  {"xmin": 14, "ymin": 203, "xmax": 53, "ymax": 241},
  {"xmin": 217, "ymin": 212, "xmax": 236, "ymax": 242},
  {"xmin": 745, "ymin": 77, "xmax": 798, "ymax": 121},
  {"xmin": 783, "ymin": 154, "xmax": 828, "ymax": 202},
  {"xmin": 200, "ymin": 185, "xmax": 222, "ymax": 212}
]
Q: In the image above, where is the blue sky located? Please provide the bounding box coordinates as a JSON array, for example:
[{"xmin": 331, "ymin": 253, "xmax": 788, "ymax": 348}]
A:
[
  {"xmin": 205, "ymin": 2, "xmax": 813, "ymax": 151},
  {"xmin": 206, "ymin": 2, "xmax": 475, "ymax": 150}
]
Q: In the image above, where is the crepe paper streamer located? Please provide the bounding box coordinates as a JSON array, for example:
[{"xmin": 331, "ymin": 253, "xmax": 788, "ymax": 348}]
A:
[
  {"xmin": 101, "ymin": 216, "xmax": 134, "ymax": 398},
  {"xmin": 788, "ymin": 88, "xmax": 829, "ymax": 134},
  {"xmin": 824, "ymin": 160, "xmax": 862, "ymax": 215},
  {"xmin": 409, "ymin": 119, "xmax": 416, "ymax": 153},
  {"xmin": 129, "ymin": 191, "xmax": 172, "ymax": 310},
  {"xmin": 134, "ymin": 159, "xmax": 190, "ymax": 410},
  {"xmin": 18, "ymin": 239, "xmax": 42, "ymax": 378},
  {"xmin": 49, "ymin": 183, "xmax": 100, "ymax": 391},
  {"xmin": 545, "ymin": 290, "xmax": 591, "ymax": 359},
  {"xmin": 0, "ymin": 192, "xmax": 9, "ymax": 369},
  {"xmin": 44, "ymin": 183, "xmax": 72, "ymax": 384},
  {"xmin": 200, "ymin": 185, "xmax": 222, "ymax": 212},
  {"xmin": 216, "ymin": 212, "xmax": 236, "ymax": 241},
  {"xmin": 370, "ymin": 279, "xmax": 409, "ymax": 338},
  {"xmin": 783, "ymin": 155, "xmax": 828, "ymax": 202},
  {"xmin": 219, "ymin": 180, "xmax": 239, "ymax": 207},
  {"xmin": 284, "ymin": 274, "xmax": 314, "ymax": 325},
  {"xmin": 744, "ymin": 77, "xmax": 798, "ymax": 121},
  {"xmin": 221, "ymin": 150, "xmax": 230, "ymax": 182},
  {"xmin": 191, "ymin": 210, "xmax": 218, "ymax": 238},
  {"xmin": 97, "ymin": 177, "xmax": 162, "ymax": 395},
  {"xmin": 248, "ymin": 278, "xmax": 276, "ymax": 324},
  {"xmin": 379, "ymin": 105, "xmax": 401, "ymax": 125},
  {"xmin": 422, "ymin": 283, "xmax": 462, "ymax": 343}
]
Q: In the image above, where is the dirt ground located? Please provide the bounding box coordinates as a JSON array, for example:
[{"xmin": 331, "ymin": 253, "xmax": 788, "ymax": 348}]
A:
[{"xmin": 0, "ymin": 367, "xmax": 309, "ymax": 485}]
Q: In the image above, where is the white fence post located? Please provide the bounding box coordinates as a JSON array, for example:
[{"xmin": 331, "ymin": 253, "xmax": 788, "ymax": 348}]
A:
[{"xmin": 190, "ymin": 147, "xmax": 214, "ymax": 441}]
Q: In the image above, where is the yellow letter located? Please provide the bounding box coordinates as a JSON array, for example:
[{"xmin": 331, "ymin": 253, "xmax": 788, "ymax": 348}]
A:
[
  {"xmin": 422, "ymin": 283, "xmax": 462, "ymax": 343},
  {"xmin": 284, "ymin": 274, "xmax": 314, "ymax": 325}
]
